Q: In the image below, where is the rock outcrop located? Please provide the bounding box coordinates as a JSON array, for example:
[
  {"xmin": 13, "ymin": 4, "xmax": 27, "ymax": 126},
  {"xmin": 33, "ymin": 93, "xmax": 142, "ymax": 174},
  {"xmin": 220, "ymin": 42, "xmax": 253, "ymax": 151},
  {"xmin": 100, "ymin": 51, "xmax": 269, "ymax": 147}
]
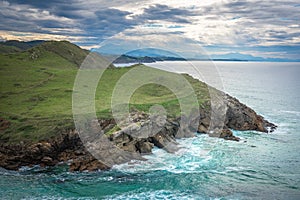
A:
[{"xmin": 196, "ymin": 94, "xmax": 276, "ymax": 141}]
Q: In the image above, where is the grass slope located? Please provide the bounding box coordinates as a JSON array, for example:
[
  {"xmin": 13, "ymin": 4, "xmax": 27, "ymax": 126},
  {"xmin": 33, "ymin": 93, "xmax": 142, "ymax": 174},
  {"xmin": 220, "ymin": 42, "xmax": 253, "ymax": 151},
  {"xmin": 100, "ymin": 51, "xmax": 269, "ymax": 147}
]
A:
[{"xmin": 0, "ymin": 41, "xmax": 210, "ymax": 143}]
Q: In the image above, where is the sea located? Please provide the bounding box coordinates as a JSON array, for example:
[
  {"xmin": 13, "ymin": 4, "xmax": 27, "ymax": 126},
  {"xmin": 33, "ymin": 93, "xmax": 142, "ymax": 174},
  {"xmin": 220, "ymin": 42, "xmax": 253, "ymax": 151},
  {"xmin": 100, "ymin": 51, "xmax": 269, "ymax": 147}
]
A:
[{"xmin": 1, "ymin": 61, "xmax": 299, "ymax": 200}]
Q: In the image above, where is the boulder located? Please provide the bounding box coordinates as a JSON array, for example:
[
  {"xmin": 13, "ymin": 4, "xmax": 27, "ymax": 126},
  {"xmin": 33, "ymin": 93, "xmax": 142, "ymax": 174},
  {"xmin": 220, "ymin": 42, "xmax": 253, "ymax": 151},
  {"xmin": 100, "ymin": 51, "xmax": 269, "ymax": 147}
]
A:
[{"xmin": 136, "ymin": 141, "xmax": 153, "ymax": 154}]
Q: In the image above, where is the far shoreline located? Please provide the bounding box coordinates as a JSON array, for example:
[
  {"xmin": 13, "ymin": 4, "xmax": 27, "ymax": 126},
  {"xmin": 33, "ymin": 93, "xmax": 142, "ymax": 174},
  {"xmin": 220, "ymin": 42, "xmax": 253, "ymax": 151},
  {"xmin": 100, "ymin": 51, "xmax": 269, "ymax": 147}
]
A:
[{"xmin": 113, "ymin": 60, "xmax": 300, "ymax": 67}]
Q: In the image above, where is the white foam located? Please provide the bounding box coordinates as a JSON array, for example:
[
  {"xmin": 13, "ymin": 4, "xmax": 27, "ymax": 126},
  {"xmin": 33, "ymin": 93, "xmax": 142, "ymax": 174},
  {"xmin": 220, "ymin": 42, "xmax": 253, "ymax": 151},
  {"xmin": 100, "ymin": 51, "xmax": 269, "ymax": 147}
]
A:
[
  {"xmin": 104, "ymin": 189, "xmax": 203, "ymax": 200},
  {"xmin": 113, "ymin": 135, "xmax": 220, "ymax": 174},
  {"xmin": 279, "ymin": 110, "xmax": 300, "ymax": 115}
]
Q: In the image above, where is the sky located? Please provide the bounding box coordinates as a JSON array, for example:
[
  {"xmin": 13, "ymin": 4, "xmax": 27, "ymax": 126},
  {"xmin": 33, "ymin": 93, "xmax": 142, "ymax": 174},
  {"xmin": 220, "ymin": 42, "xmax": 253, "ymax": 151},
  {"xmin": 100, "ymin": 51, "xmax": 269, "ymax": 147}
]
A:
[{"xmin": 0, "ymin": 0, "xmax": 300, "ymax": 60}]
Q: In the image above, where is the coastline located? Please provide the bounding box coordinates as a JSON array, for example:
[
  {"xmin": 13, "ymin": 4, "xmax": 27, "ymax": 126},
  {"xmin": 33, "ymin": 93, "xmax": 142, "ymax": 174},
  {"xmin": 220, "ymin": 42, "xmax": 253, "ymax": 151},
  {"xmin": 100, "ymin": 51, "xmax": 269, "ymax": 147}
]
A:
[{"xmin": 0, "ymin": 90, "xmax": 276, "ymax": 172}]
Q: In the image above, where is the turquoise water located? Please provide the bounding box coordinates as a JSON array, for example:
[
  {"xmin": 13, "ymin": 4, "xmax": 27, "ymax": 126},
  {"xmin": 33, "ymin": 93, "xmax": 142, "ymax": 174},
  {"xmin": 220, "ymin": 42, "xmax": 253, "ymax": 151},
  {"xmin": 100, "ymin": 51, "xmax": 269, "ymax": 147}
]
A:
[{"xmin": 1, "ymin": 62, "xmax": 300, "ymax": 199}]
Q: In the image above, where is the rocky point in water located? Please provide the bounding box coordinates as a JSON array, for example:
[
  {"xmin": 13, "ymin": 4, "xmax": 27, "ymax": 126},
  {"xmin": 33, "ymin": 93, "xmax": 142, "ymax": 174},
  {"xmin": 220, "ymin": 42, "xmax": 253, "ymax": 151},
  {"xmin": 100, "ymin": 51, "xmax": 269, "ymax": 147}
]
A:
[{"xmin": 0, "ymin": 92, "xmax": 276, "ymax": 172}]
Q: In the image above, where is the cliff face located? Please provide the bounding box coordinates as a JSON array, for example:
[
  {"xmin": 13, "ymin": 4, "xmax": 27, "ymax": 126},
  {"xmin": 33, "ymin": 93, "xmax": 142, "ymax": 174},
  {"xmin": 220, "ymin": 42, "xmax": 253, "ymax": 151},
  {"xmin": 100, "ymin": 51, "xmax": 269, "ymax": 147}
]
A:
[
  {"xmin": 225, "ymin": 95, "xmax": 276, "ymax": 132},
  {"xmin": 198, "ymin": 94, "xmax": 276, "ymax": 139},
  {"xmin": 0, "ymin": 95, "xmax": 276, "ymax": 172}
]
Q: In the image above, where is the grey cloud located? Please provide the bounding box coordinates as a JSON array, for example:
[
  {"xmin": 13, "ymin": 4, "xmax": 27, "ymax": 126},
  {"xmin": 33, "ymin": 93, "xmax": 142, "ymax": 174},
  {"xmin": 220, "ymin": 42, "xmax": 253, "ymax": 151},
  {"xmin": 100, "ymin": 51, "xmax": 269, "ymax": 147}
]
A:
[
  {"xmin": 0, "ymin": 1, "xmax": 136, "ymax": 42},
  {"xmin": 135, "ymin": 4, "xmax": 194, "ymax": 23},
  {"xmin": 0, "ymin": 1, "xmax": 196, "ymax": 44},
  {"xmin": 0, "ymin": 1, "xmax": 75, "ymax": 34},
  {"xmin": 1, "ymin": 0, "xmax": 300, "ymax": 55},
  {"xmin": 200, "ymin": 0, "xmax": 300, "ymax": 45},
  {"xmin": 209, "ymin": 0, "xmax": 300, "ymax": 25}
]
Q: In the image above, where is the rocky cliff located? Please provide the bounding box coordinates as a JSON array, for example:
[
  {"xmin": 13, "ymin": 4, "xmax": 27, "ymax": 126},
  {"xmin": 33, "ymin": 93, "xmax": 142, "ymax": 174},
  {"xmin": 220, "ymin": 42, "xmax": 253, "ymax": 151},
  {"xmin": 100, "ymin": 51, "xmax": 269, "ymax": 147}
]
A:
[{"xmin": 0, "ymin": 94, "xmax": 276, "ymax": 172}]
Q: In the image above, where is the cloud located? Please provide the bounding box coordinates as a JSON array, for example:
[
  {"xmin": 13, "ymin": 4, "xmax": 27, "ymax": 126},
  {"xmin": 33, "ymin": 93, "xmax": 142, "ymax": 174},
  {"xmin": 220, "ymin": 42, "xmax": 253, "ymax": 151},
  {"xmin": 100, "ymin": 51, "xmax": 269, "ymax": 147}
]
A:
[
  {"xmin": 197, "ymin": 0, "xmax": 300, "ymax": 46},
  {"xmin": 0, "ymin": 0, "xmax": 300, "ymax": 59},
  {"xmin": 0, "ymin": 1, "xmax": 76, "ymax": 34},
  {"xmin": 0, "ymin": 1, "xmax": 197, "ymax": 43},
  {"xmin": 134, "ymin": 4, "xmax": 196, "ymax": 24}
]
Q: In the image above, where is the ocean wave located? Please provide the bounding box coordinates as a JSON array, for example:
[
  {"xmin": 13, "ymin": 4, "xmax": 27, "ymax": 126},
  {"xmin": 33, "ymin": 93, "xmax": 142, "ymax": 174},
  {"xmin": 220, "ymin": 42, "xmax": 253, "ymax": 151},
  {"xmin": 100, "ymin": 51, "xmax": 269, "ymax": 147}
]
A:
[
  {"xmin": 21, "ymin": 196, "xmax": 97, "ymax": 200},
  {"xmin": 104, "ymin": 190, "xmax": 203, "ymax": 200},
  {"xmin": 113, "ymin": 135, "xmax": 227, "ymax": 174},
  {"xmin": 279, "ymin": 110, "xmax": 300, "ymax": 115}
]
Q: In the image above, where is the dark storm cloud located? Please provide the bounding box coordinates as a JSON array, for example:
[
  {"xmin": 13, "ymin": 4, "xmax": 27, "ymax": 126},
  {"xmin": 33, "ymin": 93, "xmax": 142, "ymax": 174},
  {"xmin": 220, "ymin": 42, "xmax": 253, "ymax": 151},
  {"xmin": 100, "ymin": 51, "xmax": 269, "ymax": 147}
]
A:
[
  {"xmin": 137, "ymin": 4, "xmax": 195, "ymax": 23},
  {"xmin": 77, "ymin": 8, "xmax": 136, "ymax": 38},
  {"xmin": 0, "ymin": 1, "xmax": 137, "ymax": 43},
  {"xmin": 0, "ymin": 1, "xmax": 197, "ymax": 43},
  {"xmin": 0, "ymin": 1, "xmax": 76, "ymax": 34},
  {"xmin": 5, "ymin": 0, "xmax": 69, "ymax": 8}
]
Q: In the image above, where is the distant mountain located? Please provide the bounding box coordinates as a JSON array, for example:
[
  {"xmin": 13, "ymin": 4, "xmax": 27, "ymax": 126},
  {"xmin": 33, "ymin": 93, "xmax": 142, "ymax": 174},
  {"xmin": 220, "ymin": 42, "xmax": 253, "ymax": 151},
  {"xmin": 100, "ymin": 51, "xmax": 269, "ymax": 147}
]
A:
[
  {"xmin": 126, "ymin": 48, "xmax": 180, "ymax": 58},
  {"xmin": 210, "ymin": 53, "xmax": 264, "ymax": 61},
  {"xmin": 0, "ymin": 40, "xmax": 45, "ymax": 51},
  {"xmin": 210, "ymin": 52, "xmax": 300, "ymax": 62},
  {"xmin": 111, "ymin": 55, "xmax": 156, "ymax": 63},
  {"xmin": 95, "ymin": 47, "xmax": 186, "ymax": 64}
]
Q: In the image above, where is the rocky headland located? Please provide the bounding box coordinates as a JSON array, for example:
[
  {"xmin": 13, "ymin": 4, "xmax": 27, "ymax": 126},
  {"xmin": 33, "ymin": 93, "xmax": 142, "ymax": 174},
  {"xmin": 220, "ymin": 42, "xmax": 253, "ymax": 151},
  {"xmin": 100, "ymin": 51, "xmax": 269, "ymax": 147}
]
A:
[
  {"xmin": 0, "ymin": 40, "xmax": 277, "ymax": 172},
  {"xmin": 0, "ymin": 94, "xmax": 276, "ymax": 172}
]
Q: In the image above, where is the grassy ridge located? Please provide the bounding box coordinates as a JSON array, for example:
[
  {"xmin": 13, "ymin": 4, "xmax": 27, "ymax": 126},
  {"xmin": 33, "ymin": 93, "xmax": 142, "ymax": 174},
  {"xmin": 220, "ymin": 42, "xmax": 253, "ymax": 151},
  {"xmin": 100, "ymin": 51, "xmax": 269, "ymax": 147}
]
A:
[{"xmin": 0, "ymin": 41, "xmax": 210, "ymax": 143}]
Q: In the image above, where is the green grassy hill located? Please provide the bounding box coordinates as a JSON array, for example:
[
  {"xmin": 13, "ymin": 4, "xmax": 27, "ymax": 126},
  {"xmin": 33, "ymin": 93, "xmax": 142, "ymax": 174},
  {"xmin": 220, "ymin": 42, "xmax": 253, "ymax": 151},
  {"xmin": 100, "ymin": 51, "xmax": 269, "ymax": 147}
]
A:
[{"xmin": 0, "ymin": 41, "xmax": 210, "ymax": 143}]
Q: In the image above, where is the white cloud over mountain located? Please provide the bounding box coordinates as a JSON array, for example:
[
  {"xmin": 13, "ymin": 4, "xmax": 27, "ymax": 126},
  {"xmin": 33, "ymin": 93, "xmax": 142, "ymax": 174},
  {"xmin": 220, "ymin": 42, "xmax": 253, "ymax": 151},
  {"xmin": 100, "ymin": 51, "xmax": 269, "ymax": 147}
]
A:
[{"xmin": 1, "ymin": 0, "xmax": 299, "ymax": 59}]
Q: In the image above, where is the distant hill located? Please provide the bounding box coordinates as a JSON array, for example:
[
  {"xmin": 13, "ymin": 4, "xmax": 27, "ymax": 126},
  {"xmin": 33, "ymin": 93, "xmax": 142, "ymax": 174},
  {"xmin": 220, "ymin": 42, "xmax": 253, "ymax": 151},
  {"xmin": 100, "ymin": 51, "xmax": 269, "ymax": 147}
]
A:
[
  {"xmin": 209, "ymin": 52, "xmax": 300, "ymax": 62},
  {"xmin": 126, "ymin": 48, "xmax": 180, "ymax": 58},
  {"xmin": 96, "ymin": 47, "xmax": 186, "ymax": 64},
  {"xmin": 0, "ymin": 40, "xmax": 45, "ymax": 51},
  {"xmin": 112, "ymin": 54, "xmax": 186, "ymax": 64},
  {"xmin": 112, "ymin": 55, "xmax": 156, "ymax": 63}
]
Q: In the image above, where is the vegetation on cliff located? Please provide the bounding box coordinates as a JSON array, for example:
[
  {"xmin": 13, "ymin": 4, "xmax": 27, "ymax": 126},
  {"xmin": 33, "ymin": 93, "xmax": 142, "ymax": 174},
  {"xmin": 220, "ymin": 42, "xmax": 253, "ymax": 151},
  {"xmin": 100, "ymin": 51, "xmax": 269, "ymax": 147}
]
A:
[
  {"xmin": 0, "ymin": 40, "xmax": 276, "ymax": 171},
  {"xmin": 0, "ymin": 40, "xmax": 209, "ymax": 143}
]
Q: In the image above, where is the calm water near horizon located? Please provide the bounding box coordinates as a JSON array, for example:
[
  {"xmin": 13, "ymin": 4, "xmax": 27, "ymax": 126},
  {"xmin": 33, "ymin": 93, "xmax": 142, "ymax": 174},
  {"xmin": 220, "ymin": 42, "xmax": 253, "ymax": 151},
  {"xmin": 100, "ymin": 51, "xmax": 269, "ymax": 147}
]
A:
[{"xmin": 1, "ymin": 61, "xmax": 299, "ymax": 199}]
